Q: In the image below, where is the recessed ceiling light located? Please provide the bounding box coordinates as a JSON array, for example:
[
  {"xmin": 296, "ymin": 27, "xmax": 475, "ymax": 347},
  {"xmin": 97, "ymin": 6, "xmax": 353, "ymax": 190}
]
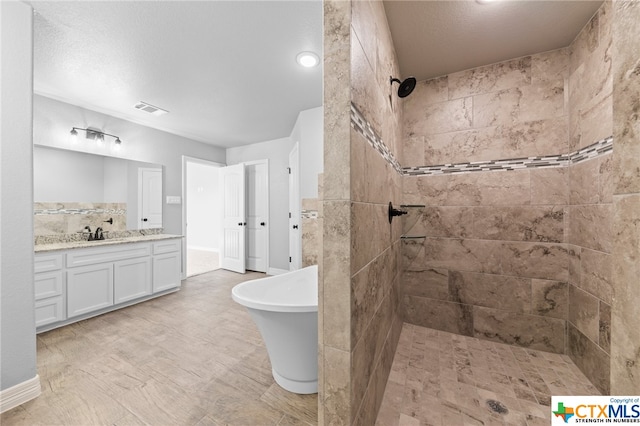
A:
[{"xmin": 296, "ymin": 51, "xmax": 319, "ymax": 68}]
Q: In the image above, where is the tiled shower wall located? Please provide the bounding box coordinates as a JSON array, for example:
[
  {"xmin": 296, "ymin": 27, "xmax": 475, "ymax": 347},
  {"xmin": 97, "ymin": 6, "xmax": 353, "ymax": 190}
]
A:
[
  {"xmin": 401, "ymin": 1, "xmax": 613, "ymax": 394},
  {"xmin": 611, "ymin": 0, "xmax": 640, "ymax": 393},
  {"xmin": 350, "ymin": 2, "xmax": 405, "ymax": 423},
  {"xmin": 321, "ymin": 0, "xmax": 404, "ymax": 424},
  {"xmin": 566, "ymin": 1, "xmax": 613, "ymax": 395}
]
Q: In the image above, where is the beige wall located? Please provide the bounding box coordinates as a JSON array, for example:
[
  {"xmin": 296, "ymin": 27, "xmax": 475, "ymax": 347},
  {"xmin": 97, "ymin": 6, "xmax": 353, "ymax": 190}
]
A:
[
  {"xmin": 401, "ymin": 1, "xmax": 615, "ymax": 394},
  {"xmin": 402, "ymin": 48, "xmax": 572, "ymax": 354},
  {"xmin": 322, "ymin": 0, "xmax": 638, "ymax": 413},
  {"xmin": 566, "ymin": 1, "xmax": 613, "ymax": 394},
  {"xmin": 611, "ymin": 0, "xmax": 640, "ymax": 394},
  {"xmin": 321, "ymin": 0, "xmax": 404, "ymax": 423}
]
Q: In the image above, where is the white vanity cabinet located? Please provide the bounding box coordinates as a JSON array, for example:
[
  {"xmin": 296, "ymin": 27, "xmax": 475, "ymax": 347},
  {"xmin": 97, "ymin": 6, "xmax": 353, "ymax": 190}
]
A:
[
  {"xmin": 35, "ymin": 236, "xmax": 181, "ymax": 332},
  {"xmin": 34, "ymin": 253, "xmax": 65, "ymax": 327},
  {"xmin": 152, "ymin": 239, "xmax": 181, "ymax": 292}
]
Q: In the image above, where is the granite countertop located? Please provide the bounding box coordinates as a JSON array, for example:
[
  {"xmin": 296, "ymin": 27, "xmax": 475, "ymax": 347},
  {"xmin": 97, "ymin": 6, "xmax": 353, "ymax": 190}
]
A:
[{"xmin": 35, "ymin": 234, "xmax": 183, "ymax": 253}]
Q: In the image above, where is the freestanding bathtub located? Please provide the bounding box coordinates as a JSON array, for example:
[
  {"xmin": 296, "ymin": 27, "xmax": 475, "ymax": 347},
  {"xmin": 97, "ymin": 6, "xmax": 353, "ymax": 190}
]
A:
[{"xmin": 231, "ymin": 265, "xmax": 318, "ymax": 394}]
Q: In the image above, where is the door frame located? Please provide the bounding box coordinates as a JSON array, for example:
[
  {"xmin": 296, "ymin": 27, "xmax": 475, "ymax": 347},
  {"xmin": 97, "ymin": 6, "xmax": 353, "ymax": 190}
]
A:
[
  {"xmin": 181, "ymin": 156, "xmax": 225, "ymax": 280},
  {"xmin": 244, "ymin": 159, "xmax": 270, "ymax": 273},
  {"xmin": 288, "ymin": 143, "xmax": 301, "ymax": 270}
]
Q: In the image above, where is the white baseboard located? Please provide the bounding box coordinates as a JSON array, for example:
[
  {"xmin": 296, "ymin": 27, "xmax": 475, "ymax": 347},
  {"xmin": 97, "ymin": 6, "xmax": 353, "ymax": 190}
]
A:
[
  {"xmin": 187, "ymin": 246, "xmax": 219, "ymax": 253},
  {"xmin": 267, "ymin": 267, "xmax": 289, "ymax": 276},
  {"xmin": 0, "ymin": 375, "xmax": 41, "ymax": 413}
]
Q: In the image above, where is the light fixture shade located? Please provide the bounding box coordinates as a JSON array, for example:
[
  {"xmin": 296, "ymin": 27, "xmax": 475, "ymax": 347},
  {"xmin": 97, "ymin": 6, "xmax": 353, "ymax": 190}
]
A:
[
  {"xmin": 296, "ymin": 51, "xmax": 319, "ymax": 68},
  {"xmin": 69, "ymin": 128, "xmax": 78, "ymax": 145}
]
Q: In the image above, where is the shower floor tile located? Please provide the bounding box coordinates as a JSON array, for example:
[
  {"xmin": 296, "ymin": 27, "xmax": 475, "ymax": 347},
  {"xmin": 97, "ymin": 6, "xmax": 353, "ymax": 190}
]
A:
[{"xmin": 376, "ymin": 323, "xmax": 600, "ymax": 426}]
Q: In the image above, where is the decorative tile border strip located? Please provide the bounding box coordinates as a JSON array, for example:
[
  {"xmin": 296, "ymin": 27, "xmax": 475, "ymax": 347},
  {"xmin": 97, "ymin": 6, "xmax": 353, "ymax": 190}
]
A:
[
  {"xmin": 349, "ymin": 102, "xmax": 613, "ymax": 177},
  {"xmin": 350, "ymin": 103, "xmax": 403, "ymax": 174},
  {"xmin": 34, "ymin": 207, "xmax": 126, "ymax": 216},
  {"xmin": 301, "ymin": 210, "xmax": 319, "ymax": 219},
  {"xmin": 403, "ymin": 136, "xmax": 613, "ymax": 176}
]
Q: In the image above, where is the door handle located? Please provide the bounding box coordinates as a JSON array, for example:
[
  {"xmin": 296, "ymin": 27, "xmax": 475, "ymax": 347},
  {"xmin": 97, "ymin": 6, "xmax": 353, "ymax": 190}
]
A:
[
  {"xmin": 142, "ymin": 218, "xmax": 148, "ymax": 222},
  {"xmin": 260, "ymin": 222, "xmax": 266, "ymax": 226},
  {"xmin": 293, "ymin": 225, "xmax": 299, "ymax": 229}
]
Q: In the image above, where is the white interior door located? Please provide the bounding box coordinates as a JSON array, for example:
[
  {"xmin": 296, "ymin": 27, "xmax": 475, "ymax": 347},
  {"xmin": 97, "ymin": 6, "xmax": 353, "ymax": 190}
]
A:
[
  {"xmin": 139, "ymin": 168, "xmax": 163, "ymax": 229},
  {"xmin": 246, "ymin": 161, "xmax": 269, "ymax": 273},
  {"xmin": 219, "ymin": 163, "xmax": 246, "ymax": 274},
  {"xmin": 288, "ymin": 143, "xmax": 301, "ymax": 270}
]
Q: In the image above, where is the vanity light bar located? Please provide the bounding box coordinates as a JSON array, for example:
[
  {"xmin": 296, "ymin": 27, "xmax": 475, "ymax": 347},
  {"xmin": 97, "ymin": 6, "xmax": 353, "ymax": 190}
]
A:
[{"xmin": 70, "ymin": 127, "xmax": 122, "ymax": 145}]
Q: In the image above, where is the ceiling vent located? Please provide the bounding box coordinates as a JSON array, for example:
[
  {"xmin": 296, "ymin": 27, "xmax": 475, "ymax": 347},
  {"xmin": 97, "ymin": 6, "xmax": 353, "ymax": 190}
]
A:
[{"xmin": 134, "ymin": 101, "xmax": 169, "ymax": 116}]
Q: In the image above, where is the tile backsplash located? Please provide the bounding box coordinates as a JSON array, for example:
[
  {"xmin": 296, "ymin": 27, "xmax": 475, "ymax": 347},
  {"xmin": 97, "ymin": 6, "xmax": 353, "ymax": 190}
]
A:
[{"xmin": 34, "ymin": 202, "xmax": 127, "ymax": 236}]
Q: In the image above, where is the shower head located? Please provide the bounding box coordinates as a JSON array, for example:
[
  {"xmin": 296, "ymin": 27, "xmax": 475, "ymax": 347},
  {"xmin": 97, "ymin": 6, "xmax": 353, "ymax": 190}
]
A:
[{"xmin": 390, "ymin": 76, "xmax": 416, "ymax": 98}]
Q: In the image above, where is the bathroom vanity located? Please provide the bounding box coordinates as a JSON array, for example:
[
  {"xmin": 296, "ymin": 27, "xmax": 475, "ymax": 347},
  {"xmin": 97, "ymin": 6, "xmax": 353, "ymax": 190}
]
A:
[{"xmin": 34, "ymin": 234, "xmax": 182, "ymax": 333}]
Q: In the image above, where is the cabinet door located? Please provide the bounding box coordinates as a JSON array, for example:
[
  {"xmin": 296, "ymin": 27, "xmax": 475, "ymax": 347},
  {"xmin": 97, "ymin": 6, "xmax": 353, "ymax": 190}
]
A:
[
  {"xmin": 114, "ymin": 257, "xmax": 152, "ymax": 304},
  {"xmin": 67, "ymin": 263, "xmax": 114, "ymax": 318},
  {"xmin": 153, "ymin": 252, "xmax": 181, "ymax": 292}
]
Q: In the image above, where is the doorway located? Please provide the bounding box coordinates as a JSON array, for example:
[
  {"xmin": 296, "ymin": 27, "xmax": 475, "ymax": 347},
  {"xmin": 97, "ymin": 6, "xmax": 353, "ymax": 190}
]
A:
[
  {"xmin": 182, "ymin": 157, "xmax": 224, "ymax": 278},
  {"xmin": 218, "ymin": 160, "xmax": 270, "ymax": 274}
]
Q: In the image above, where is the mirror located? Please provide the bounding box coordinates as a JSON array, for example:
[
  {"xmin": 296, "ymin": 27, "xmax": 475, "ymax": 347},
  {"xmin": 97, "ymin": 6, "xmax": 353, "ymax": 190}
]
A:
[{"xmin": 33, "ymin": 145, "xmax": 163, "ymax": 236}]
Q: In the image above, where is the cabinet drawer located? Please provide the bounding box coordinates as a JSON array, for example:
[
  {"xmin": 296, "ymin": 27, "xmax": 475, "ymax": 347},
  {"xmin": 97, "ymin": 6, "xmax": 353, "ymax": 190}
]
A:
[
  {"xmin": 34, "ymin": 253, "xmax": 64, "ymax": 273},
  {"xmin": 34, "ymin": 270, "xmax": 64, "ymax": 300},
  {"xmin": 67, "ymin": 243, "xmax": 150, "ymax": 268},
  {"xmin": 153, "ymin": 239, "xmax": 181, "ymax": 255},
  {"xmin": 35, "ymin": 296, "xmax": 64, "ymax": 327}
]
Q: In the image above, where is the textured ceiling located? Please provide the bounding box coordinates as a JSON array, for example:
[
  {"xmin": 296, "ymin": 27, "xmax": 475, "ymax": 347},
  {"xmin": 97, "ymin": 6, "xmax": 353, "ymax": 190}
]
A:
[
  {"xmin": 30, "ymin": 1, "xmax": 322, "ymax": 148},
  {"xmin": 384, "ymin": 0, "xmax": 604, "ymax": 82},
  {"xmin": 30, "ymin": 1, "xmax": 604, "ymax": 149}
]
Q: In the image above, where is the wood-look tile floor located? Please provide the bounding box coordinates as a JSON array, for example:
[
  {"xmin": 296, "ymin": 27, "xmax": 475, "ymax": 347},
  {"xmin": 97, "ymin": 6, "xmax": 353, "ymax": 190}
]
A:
[
  {"xmin": 1, "ymin": 269, "xmax": 318, "ymax": 426},
  {"xmin": 376, "ymin": 323, "xmax": 601, "ymax": 426}
]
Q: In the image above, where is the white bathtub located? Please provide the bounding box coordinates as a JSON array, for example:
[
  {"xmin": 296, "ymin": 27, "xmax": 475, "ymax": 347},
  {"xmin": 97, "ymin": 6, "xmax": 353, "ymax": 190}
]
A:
[{"xmin": 231, "ymin": 265, "xmax": 318, "ymax": 394}]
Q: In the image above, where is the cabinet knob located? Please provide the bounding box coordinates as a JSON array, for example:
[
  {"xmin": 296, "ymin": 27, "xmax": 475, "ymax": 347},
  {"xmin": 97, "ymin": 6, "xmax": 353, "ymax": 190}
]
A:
[
  {"xmin": 293, "ymin": 225, "xmax": 299, "ymax": 230},
  {"xmin": 260, "ymin": 222, "xmax": 266, "ymax": 226}
]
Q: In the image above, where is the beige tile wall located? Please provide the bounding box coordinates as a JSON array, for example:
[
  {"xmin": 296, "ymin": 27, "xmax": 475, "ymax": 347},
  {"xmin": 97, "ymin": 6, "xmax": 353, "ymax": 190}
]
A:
[
  {"xmin": 611, "ymin": 0, "xmax": 640, "ymax": 394},
  {"xmin": 34, "ymin": 202, "xmax": 127, "ymax": 236},
  {"xmin": 323, "ymin": 0, "xmax": 633, "ymax": 411},
  {"xmin": 402, "ymin": 169, "xmax": 570, "ymax": 354},
  {"xmin": 401, "ymin": 1, "xmax": 614, "ymax": 394},
  {"xmin": 566, "ymin": 2, "xmax": 613, "ymax": 395},
  {"xmin": 321, "ymin": 0, "xmax": 351, "ymax": 422},
  {"xmin": 350, "ymin": 0, "xmax": 404, "ymax": 424},
  {"xmin": 302, "ymin": 175, "xmax": 323, "ymax": 269},
  {"xmin": 321, "ymin": 0, "xmax": 405, "ymax": 424}
]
